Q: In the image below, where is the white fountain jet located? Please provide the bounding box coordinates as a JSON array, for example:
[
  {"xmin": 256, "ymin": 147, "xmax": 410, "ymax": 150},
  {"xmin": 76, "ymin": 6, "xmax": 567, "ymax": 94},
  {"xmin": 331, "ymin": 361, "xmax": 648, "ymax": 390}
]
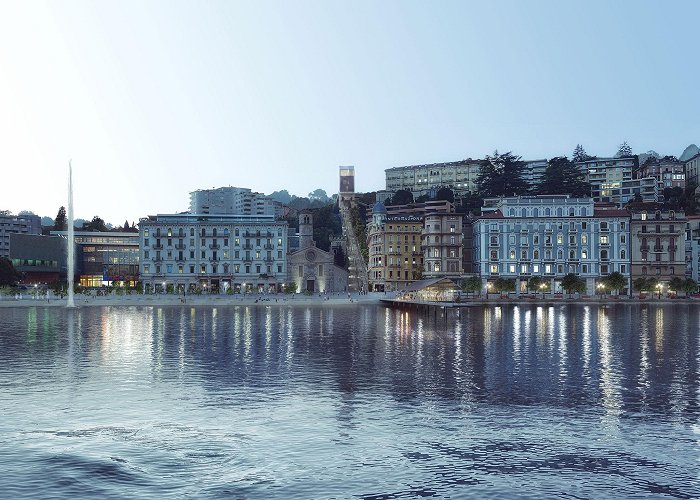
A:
[{"xmin": 67, "ymin": 161, "xmax": 75, "ymax": 308}]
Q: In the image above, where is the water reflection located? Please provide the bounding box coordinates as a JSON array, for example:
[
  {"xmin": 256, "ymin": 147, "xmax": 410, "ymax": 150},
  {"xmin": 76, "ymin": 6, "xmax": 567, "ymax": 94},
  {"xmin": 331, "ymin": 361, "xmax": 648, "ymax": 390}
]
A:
[{"xmin": 1, "ymin": 304, "xmax": 699, "ymax": 499}]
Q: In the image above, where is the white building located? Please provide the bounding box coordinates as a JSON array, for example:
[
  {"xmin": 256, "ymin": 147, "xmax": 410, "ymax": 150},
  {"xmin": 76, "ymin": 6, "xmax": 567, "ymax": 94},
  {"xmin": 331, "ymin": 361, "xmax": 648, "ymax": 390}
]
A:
[
  {"xmin": 139, "ymin": 213, "xmax": 288, "ymax": 293},
  {"xmin": 473, "ymin": 196, "xmax": 631, "ymax": 294},
  {"xmin": 680, "ymin": 144, "xmax": 700, "ymax": 188},
  {"xmin": 189, "ymin": 186, "xmax": 278, "ymax": 217},
  {"xmin": 385, "ymin": 159, "xmax": 485, "ymax": 197}
]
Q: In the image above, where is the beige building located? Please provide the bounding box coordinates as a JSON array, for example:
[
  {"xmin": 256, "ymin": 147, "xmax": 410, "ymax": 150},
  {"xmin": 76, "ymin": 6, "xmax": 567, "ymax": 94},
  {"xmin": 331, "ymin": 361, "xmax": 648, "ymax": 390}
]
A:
[
  {"xmin": 630, "ymin": 210, "xmax": 686, "ymax": 287},
  {"xmin": 287, "ymin": 212, "xmax": 348, "ymax": 293},
  {"xmin": 385, "ymin": 159, "xmax": 485, "ymax": 197},
  {"xmin": 366, "ymin": 202, "xmax": 423, "ymax": 291},
  {"xmin": 423, "ymin": 213, "xmax": 463, "ymax": 279}
]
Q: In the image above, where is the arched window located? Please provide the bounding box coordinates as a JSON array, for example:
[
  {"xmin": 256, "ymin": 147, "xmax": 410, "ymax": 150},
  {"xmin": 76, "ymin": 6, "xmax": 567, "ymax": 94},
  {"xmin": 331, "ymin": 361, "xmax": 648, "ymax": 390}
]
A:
[
  {"xmin": 545, "ymin": 208, "xmax": 551, "ymax": 216},
  {"xmin": 533, "ymin": 208, "xmax": 539, "ymax": 217},
  {"xmin": 670, "ymin": 211, "xmax": 676, "ymax": 220},
  {"xmin": 621, "ymin": 249, "xmax": 626, "ymax": 259},
  {"xmin": 581, "ymin": 207, "xmax": 587, "ymax": 216},
  {"xmin": 533, "ymin": 250, "xmax": 539, "ymax": 259},
  {"xmin": 569, "ymin": 250, "xmax": 576, "ymax": 259},
  {"xmin": 569, "ymin": 208, "xmax": 575, "ymax": 217},
  {"xmin": 557, "ymin": 250, "xmax": 563, "ymax": 259},
  {"xmin": 510, "ymin": 208, "xmax": 515, "ymax": 217},
  {"xmin": 557, "ymin": 208, "xmax": 563, "ymax": 217},
  {"xmin": 601, "ymin": 249, "xmax": 608, "ymax": 260}
]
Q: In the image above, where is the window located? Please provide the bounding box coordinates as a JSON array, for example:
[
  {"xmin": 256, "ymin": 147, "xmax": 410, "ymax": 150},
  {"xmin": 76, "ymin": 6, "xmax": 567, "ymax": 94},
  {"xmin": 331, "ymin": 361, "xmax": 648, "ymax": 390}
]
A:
[
  {"xmin": 520, "ymin": 264, "xmax": 528, "ymax": 274},
  {"xmin": 200, "ymin": 265, "xmax": 206, "ymax": 273},
  {"xmin": 509, "ymin": 264, "xmax": 516, "ymax": 273},
  {"xmin": 190, "ymin": 265, "xmax": 195, "ymax": 273},
  {"xmin": 557, "ymin": 233, "xmax": 563, "ymax": 244},
  {"xmin": 178, "ymin": 265, "xmax": 183, "ymax": 274},
  {"xmin": 490, "ymin": 264, "xmax": 498, "ymax": 273},
  {"xmin": 533, "ymin": 250, "xmax": 539, "ymax": 259},
  {"xmin": 434, "ymin": 263, "xmax": 440, "ymax": 272},
  {"xmin": 600, "ymin": 235, "xmax": 609, "ymax": 244},
  {"xmin": 533, "ymin": 264, "xmax": 540, "ymax": 273},
  {"xmin": 582, "ymin": 234, "xmax": 587, "ymax": 244},
  {"xmin": 620, "ymin": 264, "xmax": 626, "ymax": 273},
  {"xmin": 509, "ymin": 249, "xmax": 515, "ymax": 259},
  {"xmin": 143, "ymin": 264, "xmax": 150, "ymax": 273},
  {"xmin": 144, "ymin": 229, "xmax": 149, "ymax": 237},
  {"xmin": 582, "ymin": 264, "xmax": 588, "ymax": 273}
]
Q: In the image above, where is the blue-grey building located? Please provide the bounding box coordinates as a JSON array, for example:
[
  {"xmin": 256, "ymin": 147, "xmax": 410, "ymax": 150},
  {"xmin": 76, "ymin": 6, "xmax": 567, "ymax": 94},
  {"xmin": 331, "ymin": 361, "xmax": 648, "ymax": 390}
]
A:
[{"xmin": 474, "ymin": 196, "xmax": 631, "ymax": 294}]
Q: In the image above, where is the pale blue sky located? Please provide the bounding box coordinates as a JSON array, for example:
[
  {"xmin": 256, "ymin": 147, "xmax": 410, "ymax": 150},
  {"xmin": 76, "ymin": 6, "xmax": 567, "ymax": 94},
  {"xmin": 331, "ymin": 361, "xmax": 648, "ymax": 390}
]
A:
[{"xmin": 1, "ymin": 0, "xmax": 698, "ymax": 224}]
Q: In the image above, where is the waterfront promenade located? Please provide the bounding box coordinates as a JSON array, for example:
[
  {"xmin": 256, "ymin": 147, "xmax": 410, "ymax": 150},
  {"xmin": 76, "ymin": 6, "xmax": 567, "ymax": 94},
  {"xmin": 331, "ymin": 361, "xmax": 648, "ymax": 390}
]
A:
[{"xmin": 1, "ymin": 291, "xmax": 699, "ymax": 308}]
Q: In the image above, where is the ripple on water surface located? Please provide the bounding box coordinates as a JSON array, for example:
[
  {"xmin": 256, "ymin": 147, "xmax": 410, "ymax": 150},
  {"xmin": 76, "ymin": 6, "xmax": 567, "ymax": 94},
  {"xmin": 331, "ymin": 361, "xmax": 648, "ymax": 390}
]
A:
[{"xmin": 0, "ymin": 303, "xmax": 699, "ymax": 498}]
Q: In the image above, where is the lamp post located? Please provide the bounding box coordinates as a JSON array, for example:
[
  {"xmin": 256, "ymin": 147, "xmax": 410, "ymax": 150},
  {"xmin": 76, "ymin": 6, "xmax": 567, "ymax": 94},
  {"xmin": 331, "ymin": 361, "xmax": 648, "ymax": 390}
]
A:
[
  {"xmin": 540, "ymin": 283, "xmax": 546, "ymax": 299},
  {"xmin": 656, "ymin": 283, "xmax": 662, "ymax": 299},
  {"xmin": 162, "ymin": 281, "xmax": 166, "ymax": 295},
  {"xmin": 597, "ymin": 282, "xmax": 605, "ymax": 299}
]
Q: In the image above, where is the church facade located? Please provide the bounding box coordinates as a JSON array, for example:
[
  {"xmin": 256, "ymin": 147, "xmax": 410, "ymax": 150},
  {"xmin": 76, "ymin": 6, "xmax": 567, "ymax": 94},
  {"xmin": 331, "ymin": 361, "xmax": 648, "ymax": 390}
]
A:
[{"xmin": 287, "ymin": 212, "xmax": 349, "ymax": 293}]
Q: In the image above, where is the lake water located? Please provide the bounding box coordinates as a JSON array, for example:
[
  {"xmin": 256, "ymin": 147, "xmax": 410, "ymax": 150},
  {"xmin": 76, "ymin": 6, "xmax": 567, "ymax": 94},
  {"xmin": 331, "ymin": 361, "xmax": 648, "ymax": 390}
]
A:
[{"xmin": 1, "ymin": 303, "xmax": 699, "ymax": 499}]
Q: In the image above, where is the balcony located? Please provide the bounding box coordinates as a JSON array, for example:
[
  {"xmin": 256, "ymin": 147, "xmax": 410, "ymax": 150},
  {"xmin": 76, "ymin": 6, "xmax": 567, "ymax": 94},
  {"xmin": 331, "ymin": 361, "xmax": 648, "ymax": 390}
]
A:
[
  {"xmin": 653, "ymin": 246, "xmax": 663, "ymax": 252},
  {"xmin": 209, "ymin": 257, "xmax": 219, "ymax": 262},
  {"xmin": 640, "ymin": 245, "xmax": 649, "ymax": 251},
  {"xmin": 242, "ymin": 244, "xmax": 253, "ymax": 250},
  {"xmin": 264, "ymin": 244, "xmax": 274, "ymax": 249},
  {"xmin": 209, "ymin": 243, "xmax": 220, "ymax": 249},
  {"xmin": 153, "ymin": 244, "xmax": 163, "ymax": 250},
  {"xmin": 175, "ymin": 244, "xmax": 186, "ymax": 250}
]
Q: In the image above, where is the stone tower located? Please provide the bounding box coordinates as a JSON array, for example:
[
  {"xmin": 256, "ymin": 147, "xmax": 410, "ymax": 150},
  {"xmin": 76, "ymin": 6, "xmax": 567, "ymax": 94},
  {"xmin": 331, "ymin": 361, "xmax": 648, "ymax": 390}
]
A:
[{"xmin": 299, "ymin": 211, "xmax": 314, "ymax": 249}]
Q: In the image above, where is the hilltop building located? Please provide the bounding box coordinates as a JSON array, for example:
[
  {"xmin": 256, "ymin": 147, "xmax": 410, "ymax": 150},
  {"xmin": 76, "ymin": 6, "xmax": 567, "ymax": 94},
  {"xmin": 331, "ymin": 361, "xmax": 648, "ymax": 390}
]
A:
[
  {"xmin": 189, "ymin": 186, "xmax": 281, "ymax": 218},
  {"xmin": 1, "ymin": 212, "xmax": 41, "ymax": 258}
]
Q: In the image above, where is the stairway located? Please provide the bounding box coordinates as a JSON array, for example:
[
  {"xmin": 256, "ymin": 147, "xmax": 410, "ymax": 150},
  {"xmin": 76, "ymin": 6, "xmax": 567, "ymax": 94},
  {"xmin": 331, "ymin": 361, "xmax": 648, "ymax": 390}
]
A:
[{"xmin": 339, "ymin": 202, "xmax": 369, "ymax": 293}]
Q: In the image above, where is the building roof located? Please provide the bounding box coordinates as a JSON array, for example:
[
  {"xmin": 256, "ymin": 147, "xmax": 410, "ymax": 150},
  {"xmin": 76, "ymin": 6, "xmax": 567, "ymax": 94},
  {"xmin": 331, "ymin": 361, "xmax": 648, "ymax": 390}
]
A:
[
  {"xmin": 680, "ymin": 144, "xmax": 699, "ymax": 162},
  {"xmin": 372, "ymin": 201, "xmax": 387, "ymax": 214},
  {"xmin": 401, "ymin": 277, "xmax": 459, "ymax": 293},
  {"xmin": 593, "ymin": 209, "xmax": 631, "ymax": 217}
]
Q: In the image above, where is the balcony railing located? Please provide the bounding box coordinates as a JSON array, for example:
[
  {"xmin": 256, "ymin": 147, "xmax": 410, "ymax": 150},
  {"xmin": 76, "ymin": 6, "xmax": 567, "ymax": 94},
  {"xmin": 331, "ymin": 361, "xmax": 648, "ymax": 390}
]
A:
[
  {"xmin": 209, "ymin": 244, "xmax": 220, "ymax": 249},
  {"xmin": 175, "ymin": 244, "xmax": 186, "ymax": 250}
]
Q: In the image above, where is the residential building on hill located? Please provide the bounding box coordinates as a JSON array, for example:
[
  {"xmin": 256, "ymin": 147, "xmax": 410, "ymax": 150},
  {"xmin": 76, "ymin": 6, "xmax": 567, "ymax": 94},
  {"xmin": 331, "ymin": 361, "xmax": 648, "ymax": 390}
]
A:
[
  {"xmin": 637, "ymin": 156, "xmax": 685, "ymax": 190},
  {"xmin": 385, "ymin": 159, "xmax": 485, "ymax": 197},
  {"xmin": 473, "ymin": 196, "xmax": 631, "ymax": 294},
  {"xmin": 680, "ymin": 144, "xmax": 700, "ymax": 188},
  {"xmin": 1, "ymin": 212, "xmax": 41, "ymax": 258},
  {"xmin": 574, "ymin": 156, "xmax": 659, "ymax": 205},
  {"xmin": 189, "ymin": 186, "xmax": 279, "ymax": 217}
]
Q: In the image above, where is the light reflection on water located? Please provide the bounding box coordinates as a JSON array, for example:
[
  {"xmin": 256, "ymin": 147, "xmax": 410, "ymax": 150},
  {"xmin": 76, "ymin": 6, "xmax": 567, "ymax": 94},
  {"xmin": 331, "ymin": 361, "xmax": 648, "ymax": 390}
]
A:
[{"xmin": 0, "ymin": 303, "xmax": 699, "ymax": 499}]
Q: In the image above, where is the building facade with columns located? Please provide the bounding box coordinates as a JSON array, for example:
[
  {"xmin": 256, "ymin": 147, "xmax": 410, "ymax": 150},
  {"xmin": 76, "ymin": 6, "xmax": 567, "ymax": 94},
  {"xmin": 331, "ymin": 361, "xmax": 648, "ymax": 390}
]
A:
[
  {"xmin": 473, "ymin": 196, "xmax": 631, "ymax": 294},
  {"xmin": 287, "ymin": 212, "xmax": 348, "ymax": 293},
  {"xmin": 138, "ymin": 213, "xmax": 288, "ymax": 293}
]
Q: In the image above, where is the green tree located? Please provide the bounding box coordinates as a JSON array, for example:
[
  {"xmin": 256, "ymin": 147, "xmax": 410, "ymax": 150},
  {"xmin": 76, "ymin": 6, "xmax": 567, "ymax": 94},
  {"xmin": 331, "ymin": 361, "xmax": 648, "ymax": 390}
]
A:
[
  {"xmin": 83, "ymin": 216, "xmax": 108, "ymax": 232},
  {"xmin": 537, "ymin": 156, "xmax": 591, "ymax": 197},
  {"xmin": 0, "ymin": 257, "xmax": 21, "ymax": 286},
  {"xmin": 284, "ymin": 282, "xmax": 297, "ymax": 294},
  {"xmin": 669, "ymin": 277, "xmax": 685, "ymax": 295},
  {"xmin": 602, "ymin": 271, "xmax": 627, "ymax": 295},
  {"xmin": 461, "ymin": 276, "xmax": 482, "ymax": 296},
  {"xmin": 572, "ymin": 144, "xmax": 592, "ymax": 162},
  {"xmin": 53, "ymin": 206, "xmax": 67, "ymax": 231},
  {"xmin": 682, "ymin": 278, "xmax": 698, "ymax": 296},
  {"xmin": 632, "ymin": 277, "xmax": 649, "ymax": 294},
  {"xmin": 476, "ymin": 151, "xmax": 529, "ymax": 197},
  {"xmin": 494, "ymin": 277, "xmax": 515, "ymax": 294},
  {"xmin": 435, "ymin": 187, "xmax": 455, "ymax": 203},
  {"xmin": 389, "ymin": 189, "xmax": 414, "ymax": 206},
  {"xmin": 561, "ymin": 273, "xmax": 586, "ymax": 296},
  {"xmin": 616, "ymin": 141, "xmax": 633, "ymax": 157}
]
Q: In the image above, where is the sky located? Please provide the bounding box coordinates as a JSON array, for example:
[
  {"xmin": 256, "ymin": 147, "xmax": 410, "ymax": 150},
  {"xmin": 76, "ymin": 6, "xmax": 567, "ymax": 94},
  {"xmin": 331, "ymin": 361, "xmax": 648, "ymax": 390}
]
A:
[{"xmin": 1, "ymin": 0, "xmax": 698, "ymax": 225}]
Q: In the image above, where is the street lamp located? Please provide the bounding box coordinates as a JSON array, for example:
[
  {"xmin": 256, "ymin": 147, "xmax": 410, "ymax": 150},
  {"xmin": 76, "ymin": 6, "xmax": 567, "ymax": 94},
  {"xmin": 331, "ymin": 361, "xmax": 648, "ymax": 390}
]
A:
[
  {"xmin": 656, "ymin": 283, "xmax": 662, "ymax": 299},
  {"xmin": 162, "ymin": 281, "xmax": 166, "ymax": 294},
  {"xmin": 597, "ymin": 282, "xmax": 605, "ymax": 299},
  {"xmin": 540, "ymin": 282, "xmax": 546, "ymax": 299}
]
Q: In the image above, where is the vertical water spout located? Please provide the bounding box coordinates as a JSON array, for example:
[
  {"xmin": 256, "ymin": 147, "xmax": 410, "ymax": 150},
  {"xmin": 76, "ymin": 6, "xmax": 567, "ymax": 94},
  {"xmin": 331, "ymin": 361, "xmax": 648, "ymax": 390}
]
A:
[{"xmin": 67, "ymin": 161, "xmax": 75, "ymax": 308}]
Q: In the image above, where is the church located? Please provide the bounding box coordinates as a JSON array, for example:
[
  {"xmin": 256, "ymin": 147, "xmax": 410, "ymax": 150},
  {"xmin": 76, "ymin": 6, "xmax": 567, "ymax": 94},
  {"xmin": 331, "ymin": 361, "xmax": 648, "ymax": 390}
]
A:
[{"xmin": 287, "ymin": 212, "xmax": 349, "ymax": 293}]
